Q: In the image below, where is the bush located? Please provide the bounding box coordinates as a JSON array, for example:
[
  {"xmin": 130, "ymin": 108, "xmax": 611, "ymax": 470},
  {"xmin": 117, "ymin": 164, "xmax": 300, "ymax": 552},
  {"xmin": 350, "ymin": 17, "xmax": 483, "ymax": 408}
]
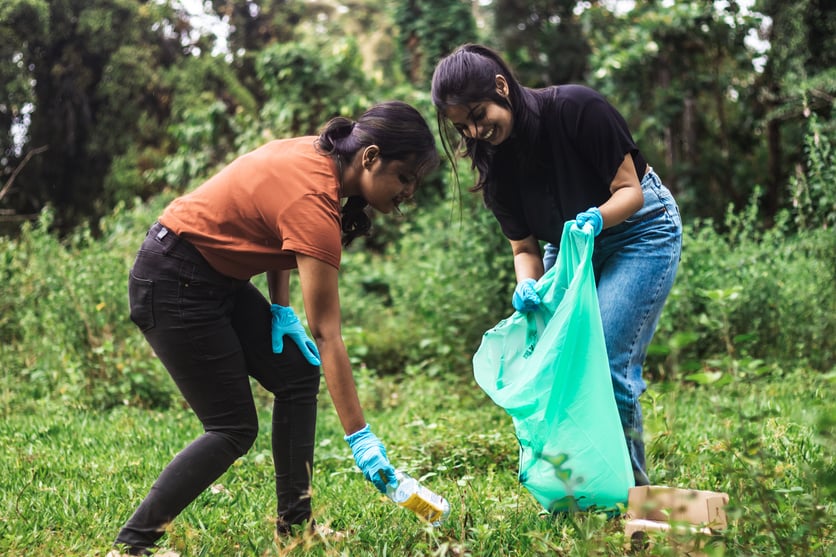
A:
[
  {"xmin": 338, "ymin": 175, "xmax": 514, "ymax": 380},
  {"xmin": 3, "ymin": 133, "xmax": 835, "ymax": 410},
  {"xmin": 790, "ymin": 112, "xmax": 836, "ymax": 230},
  {"xmin": 0, "ymin": 201, "xmax": 177, "ymax": 409},
  {"xmin": 650, "ymin": 195, "xmax": 836, "ymax": 380}
]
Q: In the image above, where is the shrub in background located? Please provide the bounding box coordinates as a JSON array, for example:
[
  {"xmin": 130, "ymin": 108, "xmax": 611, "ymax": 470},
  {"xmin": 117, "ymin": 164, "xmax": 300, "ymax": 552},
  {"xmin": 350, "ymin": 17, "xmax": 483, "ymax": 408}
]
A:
[
  {"xmin": 651, "ymin": 196, "xmax": 836, "ymax": 380},
  {"xmin": 3, "ymin": 126, "xmax": 836, "ymax": 409},
  {"xmin": 338, "ymin": 177, "xmax": 514, "ymax": 380},
  {"xmin": 0, "ymin": 200, "xmax": 177, "ymax": 410},
  {"xmin": 790, "ymin": 112, "xmax": 836, "ymax": 231}
]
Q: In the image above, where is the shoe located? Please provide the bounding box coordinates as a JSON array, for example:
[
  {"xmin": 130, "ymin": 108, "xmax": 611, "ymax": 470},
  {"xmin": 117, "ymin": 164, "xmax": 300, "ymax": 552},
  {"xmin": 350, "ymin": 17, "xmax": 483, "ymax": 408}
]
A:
[{"xmin": 312, "ymin": 523, "xmax": 346, "ymax": 541}]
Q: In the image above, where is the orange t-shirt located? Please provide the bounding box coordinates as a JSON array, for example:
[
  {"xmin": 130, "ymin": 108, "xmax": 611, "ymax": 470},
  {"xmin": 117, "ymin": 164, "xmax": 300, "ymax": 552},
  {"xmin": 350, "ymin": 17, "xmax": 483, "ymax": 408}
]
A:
[{"xmin": 160, "ymin": 137, "xmax": 342, "ymax": 279}]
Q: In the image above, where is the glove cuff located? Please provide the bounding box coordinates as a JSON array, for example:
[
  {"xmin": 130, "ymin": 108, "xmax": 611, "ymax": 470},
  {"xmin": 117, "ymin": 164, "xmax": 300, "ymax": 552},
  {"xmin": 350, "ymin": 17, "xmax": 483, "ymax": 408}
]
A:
[
  {"xmin": 344, "ymin": 423, "xmax": 371, "ymax": 445},
  {"xmin": 271, "ymin": 304, "xmax": 300, "ymax": 324}
]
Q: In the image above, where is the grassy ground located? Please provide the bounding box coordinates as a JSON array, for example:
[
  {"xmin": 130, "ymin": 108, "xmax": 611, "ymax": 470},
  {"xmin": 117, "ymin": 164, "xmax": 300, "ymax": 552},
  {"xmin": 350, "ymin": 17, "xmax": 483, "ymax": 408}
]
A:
[{"xmin": 1, "ymin": 367, "xmax": 833, "ymax": 556}]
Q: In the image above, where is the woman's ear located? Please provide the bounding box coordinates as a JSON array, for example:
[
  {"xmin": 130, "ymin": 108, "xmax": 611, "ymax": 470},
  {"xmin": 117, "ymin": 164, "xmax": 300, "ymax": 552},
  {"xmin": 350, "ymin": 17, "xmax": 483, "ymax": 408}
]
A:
[
  {"xmin": 495, "ymin": 75, "xmax": 509, "ymax": 98},
  {"xmin": 362, "ymin": 145, "xmax": 380, "ymax": 169}
]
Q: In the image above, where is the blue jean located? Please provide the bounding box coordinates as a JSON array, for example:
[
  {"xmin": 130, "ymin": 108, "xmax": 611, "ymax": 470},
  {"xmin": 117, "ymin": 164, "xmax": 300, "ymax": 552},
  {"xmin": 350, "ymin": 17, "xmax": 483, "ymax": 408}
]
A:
[
  {"xmin": 115, "ymin": 222, "xmax": 321, "ymax": 554},
  {"xmin": 543, "ymin": 170, "xmax": 682, "ymax": 486}
]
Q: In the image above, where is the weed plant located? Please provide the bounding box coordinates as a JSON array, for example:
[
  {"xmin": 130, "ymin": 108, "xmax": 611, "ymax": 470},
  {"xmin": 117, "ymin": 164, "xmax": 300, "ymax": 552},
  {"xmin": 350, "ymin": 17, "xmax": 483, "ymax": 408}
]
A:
[{"xmin": 652, "ymin": 199, "xmax": 836, "ymax": 380}]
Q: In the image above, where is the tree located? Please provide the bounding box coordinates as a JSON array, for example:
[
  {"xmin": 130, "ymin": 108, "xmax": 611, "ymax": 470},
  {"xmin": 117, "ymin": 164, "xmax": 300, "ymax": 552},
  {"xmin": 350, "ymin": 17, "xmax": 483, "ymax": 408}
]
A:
[
  {"xmin": 752, "ymin": 0, "xmax": 836, "ymax": 223},
  {"xmin": 210, "ymin": 0, "xmax": 304, "ymax": 53},
  {"xmin": 0, "ymin": 0, "xmax": 49, "ymax": 231},
  {"xmin": 0, "ymin": 0, "xmax": 193, "ymax": 232},
  {"xmin": 207, "ymin": 0, "xmax": 307, "ymax": 106},
  {"xmin": 394, "ymin": 0, "xmax": 477, "ymax": 86},
  {"xmin": 493, "ymin": 0, "xmax": 590, "ymax": 86},
  {"xmin": 145, "ymin": 54, "xmax": 258, "ymax": 191},
  {"xmin": 579, "ymin": 0, "xmax": 836, "ymax": 225},
  {"xmin": 583, "ymin": 1, "xmax": 767, "ymax": 221}
]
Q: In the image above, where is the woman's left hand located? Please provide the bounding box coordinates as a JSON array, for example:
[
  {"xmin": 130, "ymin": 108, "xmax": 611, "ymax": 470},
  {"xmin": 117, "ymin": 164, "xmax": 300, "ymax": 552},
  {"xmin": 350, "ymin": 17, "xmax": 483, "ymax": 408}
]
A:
[
  {"xmin": 575, "ymin": 207, "xmax": 603, "ymax": 236},
  {"xmin": 270, "ymin": 304, "xmax": 321, "ymax": 365}
]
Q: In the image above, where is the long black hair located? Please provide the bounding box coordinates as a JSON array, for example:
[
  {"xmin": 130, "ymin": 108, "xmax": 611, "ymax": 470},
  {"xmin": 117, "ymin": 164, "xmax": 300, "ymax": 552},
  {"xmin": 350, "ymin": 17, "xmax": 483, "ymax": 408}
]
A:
[
  {"xmin": 431, "ymin": 44, "xmax": 540, "ymax": 200},
  {"xmin": 316, "ymin": 101, "xmax": 439, "ymax": 246}
]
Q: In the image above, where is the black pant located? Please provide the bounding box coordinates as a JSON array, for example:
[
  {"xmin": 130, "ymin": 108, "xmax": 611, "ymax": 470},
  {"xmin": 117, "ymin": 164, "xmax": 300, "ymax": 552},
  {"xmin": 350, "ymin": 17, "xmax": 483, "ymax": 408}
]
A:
[{"xmin": 116, "ymin": 222, "xmax": 320, "ymax": 554}]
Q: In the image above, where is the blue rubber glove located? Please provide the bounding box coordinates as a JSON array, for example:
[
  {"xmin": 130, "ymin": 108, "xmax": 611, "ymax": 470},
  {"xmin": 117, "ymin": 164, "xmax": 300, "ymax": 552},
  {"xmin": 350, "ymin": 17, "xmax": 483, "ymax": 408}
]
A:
[
  {"xmin": 345, "ymin": 424, "xmax": 397, "ymax": 493},
  {"xmin": 575, "ymin": 207, "xmax": 603, "ymax": 236},
  {"xmin": 512, "ymin": 278, "xmax": 541, "ymax": 313},
  {"xmin": 270, "ymin": 304, "xmax": 321, "ymax": 366}
]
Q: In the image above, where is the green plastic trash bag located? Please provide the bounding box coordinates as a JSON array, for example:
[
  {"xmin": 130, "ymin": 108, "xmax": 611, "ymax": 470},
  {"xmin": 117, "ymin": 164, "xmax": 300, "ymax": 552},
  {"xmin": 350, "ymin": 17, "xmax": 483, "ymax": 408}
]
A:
[{"xmin": 473, "ymin": 221, "xmax": 634, "ymax": 513}]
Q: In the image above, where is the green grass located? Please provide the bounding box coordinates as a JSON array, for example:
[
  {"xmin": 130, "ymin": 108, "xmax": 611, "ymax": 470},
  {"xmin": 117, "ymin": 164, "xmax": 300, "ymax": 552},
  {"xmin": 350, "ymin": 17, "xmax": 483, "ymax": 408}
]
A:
[{"xmin": 1, "ymin": 368, "xmax": 833, "ymax": 556}]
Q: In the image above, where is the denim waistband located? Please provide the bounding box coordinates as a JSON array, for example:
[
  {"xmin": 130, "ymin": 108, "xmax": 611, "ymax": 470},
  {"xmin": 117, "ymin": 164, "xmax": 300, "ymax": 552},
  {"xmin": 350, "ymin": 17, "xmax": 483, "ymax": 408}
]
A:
[
  {"xmin": 145, "ymin": 222, "xmax": 247, "ymax": 287},
  {"xmin": 147, "ymin": 221, "xmax": 200, "ymax": 259},
  {"xmin": 643, "ymin": 167, "xmax": 662, "ymax": 188},
  {"xmin": 597, "ymin": 168, "xmax": 679, "ymax": 239}
]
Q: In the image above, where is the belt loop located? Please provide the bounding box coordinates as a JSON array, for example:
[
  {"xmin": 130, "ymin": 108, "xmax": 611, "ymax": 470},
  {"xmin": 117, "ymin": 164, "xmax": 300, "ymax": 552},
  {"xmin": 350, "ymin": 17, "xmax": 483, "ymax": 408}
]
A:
[{"xmin": 642, "ymin": 167, "xmax": 660, "ymax": 189}]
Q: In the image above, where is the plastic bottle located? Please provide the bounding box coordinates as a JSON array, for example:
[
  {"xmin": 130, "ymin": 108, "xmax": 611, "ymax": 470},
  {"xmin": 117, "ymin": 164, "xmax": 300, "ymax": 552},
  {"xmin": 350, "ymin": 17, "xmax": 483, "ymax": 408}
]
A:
[{"xmin": 385, "ymin": 469, "xmax": 451, "ymax": 526}]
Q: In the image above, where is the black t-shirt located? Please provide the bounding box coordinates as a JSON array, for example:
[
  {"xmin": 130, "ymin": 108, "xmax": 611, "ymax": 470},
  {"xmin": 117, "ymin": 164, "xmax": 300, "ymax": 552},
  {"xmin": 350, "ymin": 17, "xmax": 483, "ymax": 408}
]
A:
[{"xmin": 487, "ymin": 85, "xmax": 646, "ymax": 245}]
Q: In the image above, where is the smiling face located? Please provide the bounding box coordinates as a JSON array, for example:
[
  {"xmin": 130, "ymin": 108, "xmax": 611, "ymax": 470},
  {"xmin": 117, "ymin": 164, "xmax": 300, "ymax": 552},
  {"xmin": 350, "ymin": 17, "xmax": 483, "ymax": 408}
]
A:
[
  {"xmin": 440, "ymin": 74, "xmax": 514, "ymax": 147},
  {"xmin": 443, "ymin": 100, "xmax": 514, "ymax": 146}
]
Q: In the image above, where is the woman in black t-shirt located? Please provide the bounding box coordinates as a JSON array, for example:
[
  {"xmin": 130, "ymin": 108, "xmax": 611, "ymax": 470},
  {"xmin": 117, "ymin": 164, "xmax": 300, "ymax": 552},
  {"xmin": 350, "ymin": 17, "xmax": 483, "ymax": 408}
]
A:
[{"xmin": 431, "ymin": 44, "xmax": 682, "ymax": 489}]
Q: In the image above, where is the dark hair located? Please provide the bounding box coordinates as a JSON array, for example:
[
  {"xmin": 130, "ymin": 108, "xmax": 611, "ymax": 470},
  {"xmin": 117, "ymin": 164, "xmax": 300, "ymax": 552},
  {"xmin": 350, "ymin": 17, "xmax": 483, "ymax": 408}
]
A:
[
  {"xmin": 316, "ymin": 101, "xmax": 439, "ymax": 246},
  {"xmin": 431, "ymin": 44, "xmax": 539, "ymax": 196}
]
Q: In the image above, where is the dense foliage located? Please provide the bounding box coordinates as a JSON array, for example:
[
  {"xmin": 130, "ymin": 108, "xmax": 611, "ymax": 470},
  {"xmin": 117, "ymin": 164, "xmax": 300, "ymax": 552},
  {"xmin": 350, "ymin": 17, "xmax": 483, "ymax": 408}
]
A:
[
  {"xmin": 2, "ymin": 0, "xmax": 835, "ymax": 231},
  {"xmin": 0, "ymin": 0, "xmax": 830, "ymax": 408},
  {"xmin": 0, "ymin": 0, "xmax": 193, "ymax": 232},
  {"xmin": 1, "ymin": 136, "xmax": 834, "ymax": 411},
  {"xmin": 0, "ymin": 0, "xmax": 832, "ymax": 406}
]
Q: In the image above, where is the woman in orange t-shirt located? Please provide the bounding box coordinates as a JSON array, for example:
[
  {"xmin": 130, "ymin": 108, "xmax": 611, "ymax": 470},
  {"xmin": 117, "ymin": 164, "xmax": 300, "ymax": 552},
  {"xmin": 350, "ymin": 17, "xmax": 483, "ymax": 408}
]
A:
[{"xmin": 111, "ymin": 101, "xmax": 439, "ymax": 555}]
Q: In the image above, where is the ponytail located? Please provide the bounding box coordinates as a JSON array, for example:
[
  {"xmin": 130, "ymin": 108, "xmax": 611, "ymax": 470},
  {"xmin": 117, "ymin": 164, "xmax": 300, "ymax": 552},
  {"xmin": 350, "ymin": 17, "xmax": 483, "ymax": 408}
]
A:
[
  {"xmin": 317, "ymin": 118, "xmax": 355, "ymax": 154},
  {"xmin": 340, "ymin": 196, "xmax": 371, "ymax": 247}
]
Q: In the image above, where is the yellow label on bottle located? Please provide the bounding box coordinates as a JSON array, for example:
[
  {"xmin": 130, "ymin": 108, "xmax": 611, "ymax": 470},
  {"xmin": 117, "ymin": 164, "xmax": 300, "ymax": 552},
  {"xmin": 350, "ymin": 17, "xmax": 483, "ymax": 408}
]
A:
[{"xmin": 400, "ymin": 492, "xmax": 443, "ymax": 523}]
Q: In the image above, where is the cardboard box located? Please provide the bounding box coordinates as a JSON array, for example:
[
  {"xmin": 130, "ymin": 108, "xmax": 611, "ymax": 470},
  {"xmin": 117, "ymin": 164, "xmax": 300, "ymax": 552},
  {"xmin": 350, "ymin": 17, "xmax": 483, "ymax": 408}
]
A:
[{"xmin": 624, "ymin": 485, "xmax": 729, "ymax": 555}]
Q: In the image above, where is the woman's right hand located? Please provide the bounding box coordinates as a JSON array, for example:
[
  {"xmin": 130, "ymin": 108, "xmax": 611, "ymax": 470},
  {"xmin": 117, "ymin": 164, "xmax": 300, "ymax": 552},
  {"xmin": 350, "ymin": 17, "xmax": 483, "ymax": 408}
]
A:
[
  {"xmin": 296, "ymin": 253, "xmax": 395, "ymax": 491},
  {"xmin": 270, "ymin": 304, "xmax": 321, "ymax": 365},
  {"xmin": 345, "ymin": 424, "xmax": 397, "ymax": 493}
]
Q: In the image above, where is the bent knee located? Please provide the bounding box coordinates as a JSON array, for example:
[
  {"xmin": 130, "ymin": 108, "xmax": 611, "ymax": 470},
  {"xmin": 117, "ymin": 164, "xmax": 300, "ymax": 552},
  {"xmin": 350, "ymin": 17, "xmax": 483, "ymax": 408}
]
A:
[{"xmin": 210, "ymin": 422, "xmax": 258, "ymax": 455}]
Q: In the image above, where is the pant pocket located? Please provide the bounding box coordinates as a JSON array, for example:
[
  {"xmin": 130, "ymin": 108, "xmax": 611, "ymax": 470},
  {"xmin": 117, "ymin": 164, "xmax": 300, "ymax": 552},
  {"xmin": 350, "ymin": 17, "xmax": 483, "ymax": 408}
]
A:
[{"xmin": 129, "ymin": 273, "xmax": 155, "ymax": 331}]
